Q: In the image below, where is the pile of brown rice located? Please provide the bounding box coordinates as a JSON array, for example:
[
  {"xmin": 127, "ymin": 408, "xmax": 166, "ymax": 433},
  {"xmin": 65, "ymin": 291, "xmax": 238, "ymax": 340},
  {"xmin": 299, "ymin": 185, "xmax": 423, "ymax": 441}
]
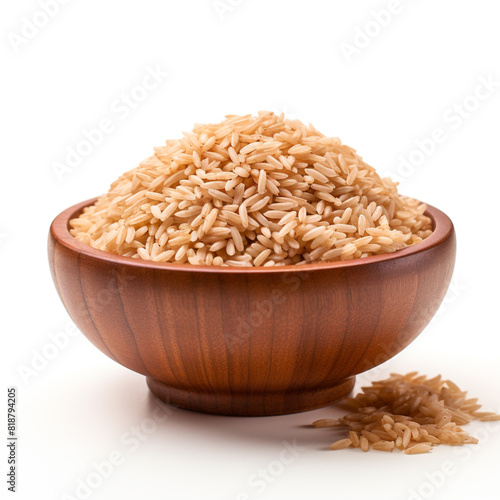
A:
[
  {"xmin": 313, "ymin": 373, "xmax": 500, "ymax": 454},
  {"xmin": 70, "ymin": 111, "xmax": 433, "ymax": 266}
]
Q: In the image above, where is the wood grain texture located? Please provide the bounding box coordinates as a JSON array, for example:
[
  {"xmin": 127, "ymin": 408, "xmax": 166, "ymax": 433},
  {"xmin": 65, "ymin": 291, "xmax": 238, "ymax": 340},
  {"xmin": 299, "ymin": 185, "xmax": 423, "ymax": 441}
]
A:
[{"xmin": 48, "ymin": 198, "xmax": 456, "ymax": 416}]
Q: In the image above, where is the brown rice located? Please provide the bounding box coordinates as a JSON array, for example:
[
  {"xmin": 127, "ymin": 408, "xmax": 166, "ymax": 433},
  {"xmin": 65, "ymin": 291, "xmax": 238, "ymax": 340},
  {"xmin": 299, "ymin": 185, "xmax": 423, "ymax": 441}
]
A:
[
  {"xmin": 70, "ymin": 111, "xmax": 433, "ymax": 266},
  {"xmin": 313, "ymin": 372, "xmax": 500, "ymax": 453}
]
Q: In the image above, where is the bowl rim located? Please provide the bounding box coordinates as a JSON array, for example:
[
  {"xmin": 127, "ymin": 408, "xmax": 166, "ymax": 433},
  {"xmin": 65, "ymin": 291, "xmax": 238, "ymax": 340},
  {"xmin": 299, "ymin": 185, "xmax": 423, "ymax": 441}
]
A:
[{"xmin": 50, "ymin": 197, "xmax": 454, "ymax": 274}]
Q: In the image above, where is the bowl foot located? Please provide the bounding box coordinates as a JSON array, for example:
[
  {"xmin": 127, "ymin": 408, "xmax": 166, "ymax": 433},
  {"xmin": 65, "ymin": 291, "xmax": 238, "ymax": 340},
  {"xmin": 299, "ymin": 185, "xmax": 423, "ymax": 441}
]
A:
[{"xmin": 146, "ymin": 376, "xmax": 355, "ymax": 416}]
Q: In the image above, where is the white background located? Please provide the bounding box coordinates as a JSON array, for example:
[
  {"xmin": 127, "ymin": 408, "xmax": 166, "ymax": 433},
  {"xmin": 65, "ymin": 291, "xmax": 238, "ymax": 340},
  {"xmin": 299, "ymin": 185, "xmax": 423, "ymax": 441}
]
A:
[{"xmin": 2, "ymin": 1, "xmax": 500, "ymax": 499}]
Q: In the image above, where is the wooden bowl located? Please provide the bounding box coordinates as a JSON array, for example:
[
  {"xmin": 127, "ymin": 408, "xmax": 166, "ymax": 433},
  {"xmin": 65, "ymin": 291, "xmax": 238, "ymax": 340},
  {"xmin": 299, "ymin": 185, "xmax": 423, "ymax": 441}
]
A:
[{"xmin": 48, "ymin": 198, "xmax": 456, "ymax": 416}]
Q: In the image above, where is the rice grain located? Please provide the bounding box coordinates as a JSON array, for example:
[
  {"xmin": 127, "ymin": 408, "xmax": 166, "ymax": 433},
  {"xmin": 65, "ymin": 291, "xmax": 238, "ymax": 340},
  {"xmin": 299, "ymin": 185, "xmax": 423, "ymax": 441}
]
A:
[
  {"xmin": 70, "ymin": 112, "xmax": 432, "ymax": 266},
  {"xmin": 313, "ymin": 372, "xmax": 500, "ymax": 454}
]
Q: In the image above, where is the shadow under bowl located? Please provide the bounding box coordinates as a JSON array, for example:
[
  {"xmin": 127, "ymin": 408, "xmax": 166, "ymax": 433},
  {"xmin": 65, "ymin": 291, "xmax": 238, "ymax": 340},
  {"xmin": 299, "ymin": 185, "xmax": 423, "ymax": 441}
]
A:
[{"xmin": 48, "ymin": 198, "xmax": 456, "ymax": 416}]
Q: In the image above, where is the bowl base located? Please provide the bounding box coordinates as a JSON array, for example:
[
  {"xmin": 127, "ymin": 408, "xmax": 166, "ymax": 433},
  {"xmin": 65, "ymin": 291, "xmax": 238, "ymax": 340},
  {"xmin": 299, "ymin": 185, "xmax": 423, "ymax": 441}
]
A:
[{"xmin": 146, "ymin": 376, "xmax": 355, "ymax": 416}]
